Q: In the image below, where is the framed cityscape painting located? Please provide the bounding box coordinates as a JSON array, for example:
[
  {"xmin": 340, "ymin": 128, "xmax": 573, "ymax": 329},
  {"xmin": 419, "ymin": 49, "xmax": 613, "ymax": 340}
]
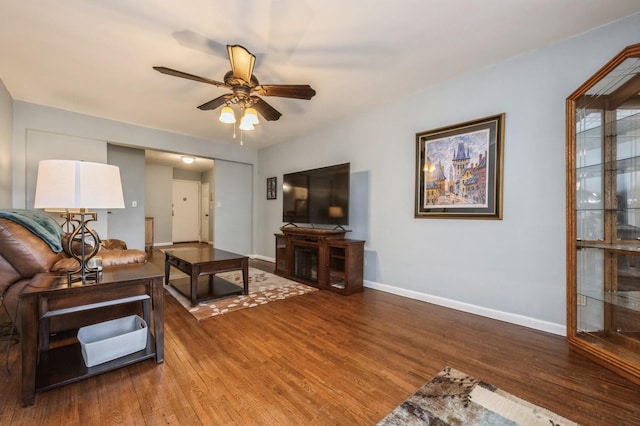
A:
[{"xmin": 415, "ymin": 113, "xmax": 504, "ymax": 219}]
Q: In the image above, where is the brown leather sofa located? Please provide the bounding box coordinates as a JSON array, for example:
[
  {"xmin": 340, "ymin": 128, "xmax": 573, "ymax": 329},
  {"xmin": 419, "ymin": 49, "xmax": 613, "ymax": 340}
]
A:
[{"xmin": 0, "ymin": 216, "xmax": 148, "ymax": 334}]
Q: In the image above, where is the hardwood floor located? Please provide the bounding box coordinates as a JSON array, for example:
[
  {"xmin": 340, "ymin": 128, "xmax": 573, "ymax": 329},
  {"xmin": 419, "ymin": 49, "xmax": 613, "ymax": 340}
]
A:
[{"xmin": 1, "ymin": 248, "xmax": 639, "ymax": 424}]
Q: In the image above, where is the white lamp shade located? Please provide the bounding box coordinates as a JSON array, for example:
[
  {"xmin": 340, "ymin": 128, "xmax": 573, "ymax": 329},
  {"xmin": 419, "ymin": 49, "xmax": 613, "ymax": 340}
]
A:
[{"xmin": 34, "ymin": 160, "xmax": 125, "ymax": 210}]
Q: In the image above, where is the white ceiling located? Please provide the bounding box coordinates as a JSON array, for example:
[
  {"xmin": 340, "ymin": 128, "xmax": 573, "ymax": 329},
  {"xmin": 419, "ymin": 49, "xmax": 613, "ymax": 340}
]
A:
[{"xmin": 2, "ymin": 1, "xmax": 640, "ymax": 150}]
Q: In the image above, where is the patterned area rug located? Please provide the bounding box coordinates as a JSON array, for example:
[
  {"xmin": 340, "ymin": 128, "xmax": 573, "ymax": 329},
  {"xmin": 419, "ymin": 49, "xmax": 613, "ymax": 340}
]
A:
[
  {"xmin": 378, "ymin": 367, "xmax": 578, "ymax": 426},
  {"xmin": 165, "ymin": 267, "xmax": 317, "ymax": 321}
]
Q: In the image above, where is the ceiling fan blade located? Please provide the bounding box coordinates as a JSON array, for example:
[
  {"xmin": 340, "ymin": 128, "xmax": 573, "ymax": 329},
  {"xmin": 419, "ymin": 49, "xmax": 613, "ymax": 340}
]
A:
[
  {"xmin": 197, "ymin": 94, "xmax": 233, "ymax": 111},
  {"xmin": 153, "ymin": 66, "xmax": 227, "ymax": 88},
  {"xmin": 251, "ymin": 97, "xmax": 282, "ymax": 121},
  {"xmin": 227, "ymin": 45, "xmax": 255, "ymax": 83},
  {"xmin": 254, "ymin": 84, "xmax": 316, "ymax": 100}
]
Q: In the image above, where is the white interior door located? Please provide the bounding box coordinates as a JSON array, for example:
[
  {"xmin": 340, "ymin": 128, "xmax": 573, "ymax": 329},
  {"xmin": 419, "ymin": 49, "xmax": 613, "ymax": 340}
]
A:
[{"xmin": 172, "ymin": 179, "xmax": 200, "ymax": 243}]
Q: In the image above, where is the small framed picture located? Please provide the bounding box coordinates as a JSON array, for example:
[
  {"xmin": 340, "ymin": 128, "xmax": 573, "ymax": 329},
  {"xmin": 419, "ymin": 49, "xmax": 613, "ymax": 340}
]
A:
[{"xmin": 266, "ymin": 177, "xmax": 277, "ymax": 200}]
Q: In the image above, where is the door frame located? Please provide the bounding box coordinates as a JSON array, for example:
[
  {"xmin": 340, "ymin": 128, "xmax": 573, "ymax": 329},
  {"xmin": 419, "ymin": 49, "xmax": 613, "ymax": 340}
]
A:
[{"xmin": 201, "ymin": 181, "xmax": 211, "ymax": 244}]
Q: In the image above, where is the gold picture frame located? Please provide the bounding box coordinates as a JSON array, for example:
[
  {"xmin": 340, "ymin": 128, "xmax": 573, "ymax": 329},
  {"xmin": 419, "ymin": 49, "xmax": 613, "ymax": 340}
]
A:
[{"xmin": 415, "ymin": 113, "xmax": 504, "ymax": 219}]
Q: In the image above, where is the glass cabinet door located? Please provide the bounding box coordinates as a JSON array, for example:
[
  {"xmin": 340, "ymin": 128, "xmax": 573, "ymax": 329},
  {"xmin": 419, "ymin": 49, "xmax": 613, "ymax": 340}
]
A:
[{"xmin": 575, "ymin": 108, "xmax": 603, "ymax": 242}]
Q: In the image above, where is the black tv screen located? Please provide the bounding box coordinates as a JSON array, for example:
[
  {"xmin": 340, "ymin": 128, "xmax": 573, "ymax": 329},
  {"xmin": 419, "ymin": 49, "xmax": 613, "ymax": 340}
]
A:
[{"xmin": 282, "ymin": 163, "xmax": 350, "ymax": 226}]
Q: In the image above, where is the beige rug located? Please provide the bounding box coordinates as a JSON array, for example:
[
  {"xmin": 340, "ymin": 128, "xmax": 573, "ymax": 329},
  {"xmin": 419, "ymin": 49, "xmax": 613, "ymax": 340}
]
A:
[
  {"xmin": 378, "ymin": 367, "xmax": 578, "ymax": 425},
  {"xmin": 165, "ymin": 267, "xmax": 317, "ymax": 321}
]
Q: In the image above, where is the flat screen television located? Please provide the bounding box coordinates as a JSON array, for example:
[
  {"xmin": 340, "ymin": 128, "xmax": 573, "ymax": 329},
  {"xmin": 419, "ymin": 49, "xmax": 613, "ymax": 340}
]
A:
[{"xmin": 282, "ymin": 163, "xmax": 350, "ymax": 226}]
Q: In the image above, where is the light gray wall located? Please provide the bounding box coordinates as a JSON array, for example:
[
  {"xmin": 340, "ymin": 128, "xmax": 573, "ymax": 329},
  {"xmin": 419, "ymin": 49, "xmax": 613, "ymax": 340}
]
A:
[
  {"xmin": 173, "ymin": 168, "xmax": 201, "ymax": 181},
  {"xmin": 0, "ymin": 79, "xmax": 12, "ymax": 208},
  {"xmin": 214, "ymin": 159, "xmax": 253, "ymax": 255},
  {"xmin": 11, "ymin": 101, "xmax": 257, "ymax": 252},
  {"xmin": 24, "ymin": 130, "xmax": 110, "ymax": 237},
  {"xmin": 256, "ymin": 14, "xmax": 640, "ymax": 334},
  {"xmin": 24, "ymin": 130, "xmax": 107, "ymax": 204},
  {"xmin": 11, "ymin": 101, "xmax": 257, "ymax": 209},
  {"xmin": 145, "ymin": 164, "xmax": 173, "ymax": 246},
  {"xmin": 107, "ymin": 144, "xmax": 145, "ymax": 250}
]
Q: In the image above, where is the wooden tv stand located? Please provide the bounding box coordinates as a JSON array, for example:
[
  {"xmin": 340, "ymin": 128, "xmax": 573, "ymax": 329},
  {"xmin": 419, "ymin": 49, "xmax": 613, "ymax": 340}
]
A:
[{"xmin": 274, "ymin": 227, "xmax": 364, "ymax": 295}]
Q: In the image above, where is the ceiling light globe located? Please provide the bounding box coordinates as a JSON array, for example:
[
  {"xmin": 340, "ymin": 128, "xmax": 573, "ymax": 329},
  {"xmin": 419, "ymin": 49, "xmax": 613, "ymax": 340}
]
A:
[
  {"xmin": 243, "ymin": 108, "xmax": 259, "ymax": 125},
  {"xmin": 239, "ymin": 119, "xmax": 254, "ymax": 131},
  {"xmin": 219, "ymin": 106, "xmax": 236, "ymax": 124}
]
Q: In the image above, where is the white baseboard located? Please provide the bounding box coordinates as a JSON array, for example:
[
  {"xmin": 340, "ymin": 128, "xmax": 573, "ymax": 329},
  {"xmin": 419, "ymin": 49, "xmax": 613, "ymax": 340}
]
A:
[
  {"xmin": 252, "ymin": 255, "xmax": 275, "ymax": 262},
  {"xmin": 363, "ymin": 280, "xmax": 566, "ymax": 336},
  {"xmin": 245, "ymin": 256, "xmax": 565, "ymax": 336},
  {"xmin": 153, "ymin": 242, "xmax": 173, "ymax": 247}
]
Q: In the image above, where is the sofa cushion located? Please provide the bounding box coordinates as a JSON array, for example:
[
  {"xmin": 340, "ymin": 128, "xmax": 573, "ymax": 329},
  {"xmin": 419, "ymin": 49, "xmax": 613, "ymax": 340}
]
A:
[
  {"xmin": 51, "ymin": 249, "xmax": 148, "ymax": 272},
  {"xmin": 60, "ymin": 234, "xmax": 123, "ymax": 257},
  {"xmin": 100, "ymin": 249, "xmax": 148, "ymax": 266},
  {"xmin": 101, "ymin": 239, "xmax": 127, "ymax": 250},
  {"xmin": 0, "ymin": 218, "xmax": 63, "ymax": 279}
]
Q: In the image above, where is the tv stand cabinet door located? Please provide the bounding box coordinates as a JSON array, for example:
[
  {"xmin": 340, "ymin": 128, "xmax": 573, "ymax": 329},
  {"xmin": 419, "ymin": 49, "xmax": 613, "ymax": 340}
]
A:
[
  {"xmin": 325, "ymin": 240, "xmax": 364, "ymax": 295},
  {"xmin": 274, "ymin": 234, "xmax": 287, "ymax": 275}
]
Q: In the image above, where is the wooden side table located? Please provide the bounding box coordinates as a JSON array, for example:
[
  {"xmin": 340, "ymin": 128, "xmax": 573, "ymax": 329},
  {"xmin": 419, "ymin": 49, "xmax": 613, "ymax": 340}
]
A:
[{"xmin": 20, "ymin": 263, "xmax": 164, "ymax": 407}]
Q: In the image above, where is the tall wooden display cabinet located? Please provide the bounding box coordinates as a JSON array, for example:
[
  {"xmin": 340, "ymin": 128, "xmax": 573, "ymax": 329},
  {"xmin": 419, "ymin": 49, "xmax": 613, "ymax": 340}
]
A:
[{"xmin": 567, "ymin": 43, "xmax": 640, "ymax": 384}]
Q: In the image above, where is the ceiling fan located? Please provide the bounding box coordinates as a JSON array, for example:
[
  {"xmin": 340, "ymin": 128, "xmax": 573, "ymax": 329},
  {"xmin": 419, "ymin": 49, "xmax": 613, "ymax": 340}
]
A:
[{"xmin": 153, "ymin": 44, "xmax": 316, "ymax": 123}]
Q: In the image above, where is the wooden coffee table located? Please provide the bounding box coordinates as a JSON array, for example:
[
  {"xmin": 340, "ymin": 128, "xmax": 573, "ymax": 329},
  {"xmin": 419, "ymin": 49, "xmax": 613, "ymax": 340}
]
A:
[{"xmin": 164, "ymin": 246, "xmax": 249, "ymax": 306}]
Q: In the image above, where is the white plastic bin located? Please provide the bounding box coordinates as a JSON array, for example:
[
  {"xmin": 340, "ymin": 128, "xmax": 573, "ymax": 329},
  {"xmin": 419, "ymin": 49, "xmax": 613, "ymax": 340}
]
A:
[{"xmin": 77, "ymin": 315, "xmax": 148, "ymax": 367}]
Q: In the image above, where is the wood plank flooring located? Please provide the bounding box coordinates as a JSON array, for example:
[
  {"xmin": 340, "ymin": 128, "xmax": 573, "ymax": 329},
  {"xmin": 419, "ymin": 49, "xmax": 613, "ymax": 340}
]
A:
[{"xmin": 1, "ymin": 249, "xmax": 639, "ymax": 424}]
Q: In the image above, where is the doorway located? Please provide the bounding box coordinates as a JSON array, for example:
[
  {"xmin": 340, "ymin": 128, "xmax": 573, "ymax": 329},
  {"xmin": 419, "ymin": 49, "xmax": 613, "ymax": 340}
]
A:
[{"xmin": 145, "ymin": 150, "xmax": 249, "ymax": 250}]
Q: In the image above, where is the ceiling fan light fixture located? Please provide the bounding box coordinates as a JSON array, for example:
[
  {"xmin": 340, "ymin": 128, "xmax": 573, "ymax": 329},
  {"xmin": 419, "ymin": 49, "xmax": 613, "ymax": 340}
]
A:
[
  {"xmin": 155, "ymin": 44, "xmax": 315, "ymax": 138},
  {"xmin": 243, "ymin": 107, "xmax": 259, "ymax": 125},
  {"xmin": 219, "ymin": 106, "xmax": 236, "ymax": 124}
]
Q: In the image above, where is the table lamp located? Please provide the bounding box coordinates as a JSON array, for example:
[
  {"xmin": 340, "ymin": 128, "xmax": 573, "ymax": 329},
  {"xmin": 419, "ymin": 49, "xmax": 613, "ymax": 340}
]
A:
[
  {"xmin": 328, "ymin": 205, "xmax": 346, "ymax": 230},
  {"xmin": 34, "ymin": 160, "xmax": 125, "ymax": 283}
]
